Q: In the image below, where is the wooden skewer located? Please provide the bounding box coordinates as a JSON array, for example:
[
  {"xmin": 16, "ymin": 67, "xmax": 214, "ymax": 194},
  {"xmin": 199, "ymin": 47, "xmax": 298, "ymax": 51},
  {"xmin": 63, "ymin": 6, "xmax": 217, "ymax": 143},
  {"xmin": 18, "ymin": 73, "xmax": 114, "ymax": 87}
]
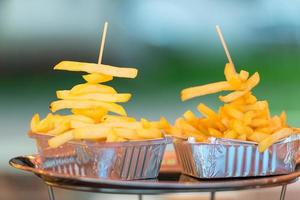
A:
[
  {"xmin": 216, "ymin": 25, "xmax": 235, "ymax": 68},
  {"xmin": 98, "ymin": 22, "xmax": 109, "ymax": 64}
]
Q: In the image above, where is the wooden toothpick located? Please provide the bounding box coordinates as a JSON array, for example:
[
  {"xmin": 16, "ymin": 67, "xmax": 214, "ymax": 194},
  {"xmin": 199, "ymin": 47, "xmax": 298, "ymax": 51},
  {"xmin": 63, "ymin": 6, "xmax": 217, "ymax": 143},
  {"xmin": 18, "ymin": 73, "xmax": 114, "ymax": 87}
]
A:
[
  {"xmin": 98, "ymin": 22, "xmax": 109, "ymax": 64},
  {"xmin": 216, "ymin": 25, "xmax": 235, "ymax": 68}
]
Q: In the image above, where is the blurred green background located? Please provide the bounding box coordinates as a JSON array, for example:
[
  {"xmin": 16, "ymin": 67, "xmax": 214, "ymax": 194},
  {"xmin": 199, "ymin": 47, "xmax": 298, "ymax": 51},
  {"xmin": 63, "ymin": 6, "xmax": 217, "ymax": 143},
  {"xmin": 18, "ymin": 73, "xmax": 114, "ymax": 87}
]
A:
[{"xmin": 1, "ymin": 0, "xmax": 300, "ymax": 199}]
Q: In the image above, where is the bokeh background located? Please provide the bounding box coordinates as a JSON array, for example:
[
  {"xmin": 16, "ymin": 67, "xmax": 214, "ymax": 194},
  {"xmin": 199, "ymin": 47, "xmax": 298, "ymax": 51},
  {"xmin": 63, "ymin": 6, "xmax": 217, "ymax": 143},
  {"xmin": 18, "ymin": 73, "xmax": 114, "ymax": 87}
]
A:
[{"xmin": 1, "ymin": 0, "xmax": 300, "ymax": 199}]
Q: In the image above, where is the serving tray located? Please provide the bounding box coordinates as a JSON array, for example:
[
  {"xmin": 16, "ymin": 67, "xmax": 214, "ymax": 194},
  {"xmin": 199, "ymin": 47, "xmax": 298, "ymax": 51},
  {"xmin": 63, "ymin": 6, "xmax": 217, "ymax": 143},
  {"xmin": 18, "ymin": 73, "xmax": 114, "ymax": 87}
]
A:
[{"xmin": 9, "ymin": 155, "xmax": 300, "ymax": 195}]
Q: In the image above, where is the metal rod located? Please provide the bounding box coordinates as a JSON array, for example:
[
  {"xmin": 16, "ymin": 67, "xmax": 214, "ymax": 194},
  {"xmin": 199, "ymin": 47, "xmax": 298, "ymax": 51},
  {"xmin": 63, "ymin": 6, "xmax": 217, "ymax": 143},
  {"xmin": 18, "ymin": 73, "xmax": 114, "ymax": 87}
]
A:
[
  {"xmin": 138, "ymin": 194, "xmax": 143, "ymax": 200},
  {"xmin": 210, "ymin": 191, "xmax": 216, "ymax": 200},
  {"xmin": 280, "ymin": 185, "xmax": 287, "ymax": 200},
  {"xmin": 47, "ymin": 186, "xmax": 56, "ymax": 200}
]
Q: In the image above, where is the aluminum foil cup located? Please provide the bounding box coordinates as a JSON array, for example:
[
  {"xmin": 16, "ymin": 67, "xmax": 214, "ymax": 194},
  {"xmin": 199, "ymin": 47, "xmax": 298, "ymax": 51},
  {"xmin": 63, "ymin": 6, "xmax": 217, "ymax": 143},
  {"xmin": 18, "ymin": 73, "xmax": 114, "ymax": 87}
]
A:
[
  {"xmin": 29, "ymin": 132, "xmax": 172, "ymax": 180},
  {"xmin": 173, "ymin": 135, "xmax": 300, "ymax": 178}
]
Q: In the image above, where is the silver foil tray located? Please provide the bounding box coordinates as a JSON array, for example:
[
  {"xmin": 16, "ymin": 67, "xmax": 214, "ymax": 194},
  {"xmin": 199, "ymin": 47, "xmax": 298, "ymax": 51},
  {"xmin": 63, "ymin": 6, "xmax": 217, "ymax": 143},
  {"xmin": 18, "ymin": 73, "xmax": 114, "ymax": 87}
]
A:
[
  {"xmin": 30, "ymin": 133, "xmax": 172, "ymax": 180},
  {"xmin": 174, "ymin": 135, "xmax": 300, "ymax": 178}
]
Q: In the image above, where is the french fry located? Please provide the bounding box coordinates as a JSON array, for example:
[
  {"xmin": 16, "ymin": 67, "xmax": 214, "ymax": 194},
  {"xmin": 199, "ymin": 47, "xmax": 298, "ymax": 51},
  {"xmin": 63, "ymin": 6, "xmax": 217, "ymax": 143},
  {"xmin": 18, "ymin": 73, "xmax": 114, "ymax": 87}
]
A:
[
  {"xmin": 50, "ymin": 100, "xmax": 127, "ymax": 116},
  {"xmin": 70, "ymin": 120, "xmax": 92, "ymax": 129},
  {"xmin": 224, "ymin": 63, "xmax": 237, "ymax": 81},
  {"xmin": 197, "ymin": 103, "xmax": 219, "ymax": 121},
  {"xmin": 57, "ymin": 90, "xmax": 131, "ymax": 103},
  {"xmin": 102, "ymin": 121, "xmax": 143, "ymax": 129},
  {"xmin": 106, "ymin": 131, "xmax": 118, "ymax": 142},
  {"xmin": 251, "ymin": 118, "xmax": 269, "ymax": 127},
  {"xmin": 248, "ymin": 132, "xmax": 269, "ymax": 143},
  {"xmin": 113, "ymin": 128, "xmax": 141, "ymax": 140},
  {"xmin": 224, "ymin": 130, "xmax": 238, "ymax": 139},
  {"xmin": 239, "ymin": 70, "xmax": 249, "ymax": 81},
  {"xmin": 280, "ymin": 111, "xmax": 287, "ymax": 127},
  {"xmin": 224, "ymin": 105, "xmax": 244, "ymax": 120},
  {"xmin": 242, "ymin": 101, "xmax": 266, "ymax": 112},
  {"xmin": 258, "ymin": 128, "xmax": 293, "ymax": 152},
  {"xmin": 48, "ymin": 130, "xmax": 74, "ymax": 148},
  {"xmin": 73, "ymin": 125, "xmax": 111, "ymax": 139},
  {"xmin": 208, "ymin": 128, "xmax": 223, "ymax": 138},
  {"xmin": 65, "ymin": 114, "xmax": 95, "ymax": 124},
  {"xmin": 232, "ymin": 120, "xmax": 253, "ymax": 136},
  {"xmin": 219, "ymin": 91, "xmax": 247, "ymax": 103},
  {"xmin": 136, "ymin": 128, "xmax": 163, "ymax": 139},
  {"xmin": 71, "ymin": 108, "xmax": 107, "ymax": 122},
  {"xmin": 54, "ymin": 61, "xmax": 138, "ymax": 78},
  {"xmin": 82, "ymin": 73, "xmax": 113, "ymax": 83},
  {"xmin": 181, "ymin": 81, "xmax": 232, "ymax": 101},
  {"xmin": 244, "ymin": 93, "xmax": 257, "ymax": 104},
  {"xmin": 70, "ymin": 83, "xmax": 117, "ymax": 94},
  {"xmin": 30, "ymin": 114, "xmax": 40, "ymax": 133},
  {"xmin": 48, "ymin": 119, "xmax": 70, "ymax": 135},
  {"xmin": 35, "ymin": 114, "xmax": 55, "ymax": 133},
  {"xmin": 102, "ymin": 115, "xmax": 136, "ymax": 122},
  {"xmin": 245, "ymin": 72, "xmax": 260, "ymax": 90}
]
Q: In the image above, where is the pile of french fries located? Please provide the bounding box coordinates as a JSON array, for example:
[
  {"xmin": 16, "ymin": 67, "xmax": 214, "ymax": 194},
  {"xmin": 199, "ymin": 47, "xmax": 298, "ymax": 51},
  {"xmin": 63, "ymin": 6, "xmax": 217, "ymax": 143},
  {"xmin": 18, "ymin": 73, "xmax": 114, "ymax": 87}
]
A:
[
  {"xmin": 173, "ymin": 63, "xmax": 296, "ymax": 152},
  {"xmin": 30, "ymin": 61, "xmax": 171, "ymax": 148}
]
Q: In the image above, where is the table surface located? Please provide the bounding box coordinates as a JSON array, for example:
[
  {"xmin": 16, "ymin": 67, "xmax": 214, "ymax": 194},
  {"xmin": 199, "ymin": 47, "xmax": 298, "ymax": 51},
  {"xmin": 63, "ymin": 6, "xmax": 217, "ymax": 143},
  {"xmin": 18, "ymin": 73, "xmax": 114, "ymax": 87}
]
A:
[{"xmin": 9, "ymin": 155, "xmax": 300, "ymax": 195}]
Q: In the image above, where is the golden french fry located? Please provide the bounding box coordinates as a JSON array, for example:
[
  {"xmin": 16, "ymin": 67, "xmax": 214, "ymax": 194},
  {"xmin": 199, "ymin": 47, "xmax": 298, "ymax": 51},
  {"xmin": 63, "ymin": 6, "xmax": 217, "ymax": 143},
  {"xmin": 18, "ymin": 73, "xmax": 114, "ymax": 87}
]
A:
[
  {"xmin": 181, "ymin": 81, "xmax": 232, "ymax": 101},
  {"xmin": 102, "ymin": 121, "xmax": 143, "ymax": 129},
  {"xmin": 269, "ymin": 116, "xmax": 282, "ymax": 132},
  {"xmin": 224, "ymin": 63, "xmax": 237, "ymax": 81},
  {"xmin": 54, "ymin": 61, "xmax": 138, "ymax": 78},
  {"xmin": 50, "ymin": 100, "xmax": 127, "ymax": 116},
  {"xmin": 248, "ymin": 131, "xmax": 269, "ymax": 142},
  {"xmin": 219, "ymin": 90, "xmax": 247, "ymax": 103},
  {"xmin": 57, "ymin": 90, "xmax": 131, "ymax": 103},
  {"xmin": 30, "ymin": 113, "xmax": 40, "ymax": 133},
  {"xmin": 82, "ymin": 73, "xmax": 113, "ymax": 84},
  {"xmin": 244, "ymin": 93, "xmax": 257, "ymax": 104},
  {"xmin": 224, "ymin": 130, "xmax": 238, "ymax": 139},
  {"xmin": 106, "ymin": 131, "xmax": 118, "ymax": 142},
  {"xmin": 183, "ymin": 110, "xmax": 199, "ymax": 127},
  {"xmin": 113, "ymin": 128, "xmax": 142, "ymax": 140},
  {"xmin": 243, "ymin": 111, "xmax": 254, "ymax": 126},
  {"xmin": 232, "ymin": 120, "xmax": 253, "ymax": 136},
  {"xmin": 101, "ymin": 115, "xmax": 136, "ymax": 122},
  {"xmin": 136, "ymin": 128, "xmax": 162, "ymax": 139},
  {"xmin": 242, "ymin": 101, "xmax": 266, "ymax": 112},
  {"xmin": 255, "ymin": 127, "xmax": 272, "ymax": 134},
  {"xmin": 280, "ymin": 111, "xmax": 287, "ymax": 127},
  {"xmin": 73, "ymin": 125, "xmax": 111, "ymax": 139},
  {"xmin": 140, "ymin": 118, "xmax": 151, "ymax": 128},
  {"xmin": 208, "ymin": 128, "xmax": 223, "ymax": 138},
  {"xmin": 65, "ymin": 114, "xmax": 95, "ymax": 124},
  {"xmin": 223, "ymin": 105, "xmax": 244, "ymax": 120},
  {"xmin": 258, "ymin": 128, "xmax": 293, "ymax": 152},
  {"xmin": 246, "ymin": 72, "xmax": 260, "ymax": 90},
  {"xmin": 48, "ymin": 119, "xmax": 70, "ymax": 135},
  {"xmin": 237, "ymin": 134, "xmax": 247, "ymax": 141},
  {"xmin": 70, "ymin": 83, "xmax": 117, "ymax": 94},
  {"xmin": 197, "ymin": 103, "xmax": 219, "ymax": 121},
  {"xmin": 35, "ymin": 113, "xmax": 55, "ymax": 133},
  {"xmin": 48, "ymin": 130, "xmax": 74, "ymax": 148},
  {"xmin": 239, "ymin": 70, "xmax": 249, "ymax": 81},
  {"xmin": 70, "ymin": 120, "xmax": 92, "ymax": 129},
  {"xmin": 158, "ymin": 116, "xmax": 172, "ymax": 133},
  {"xmin": 72, "ymin": 108, "xmax": 107, "ymax": 122},
  {"xmin": 251, "ymin": 118, "xmax": 269, "ymax": 127}
]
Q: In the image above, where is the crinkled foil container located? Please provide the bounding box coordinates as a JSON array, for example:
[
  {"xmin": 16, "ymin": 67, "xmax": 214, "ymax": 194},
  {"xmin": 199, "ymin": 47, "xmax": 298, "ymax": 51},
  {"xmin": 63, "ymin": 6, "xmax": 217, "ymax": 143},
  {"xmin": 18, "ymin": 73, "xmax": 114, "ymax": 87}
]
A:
[
  {"xmin": 174, "ymin": 135, "xmax": 300, "ymax": 178},
  {"xmin": 29, "ymin": 133, "xmax": 172, "ymax": 180}
]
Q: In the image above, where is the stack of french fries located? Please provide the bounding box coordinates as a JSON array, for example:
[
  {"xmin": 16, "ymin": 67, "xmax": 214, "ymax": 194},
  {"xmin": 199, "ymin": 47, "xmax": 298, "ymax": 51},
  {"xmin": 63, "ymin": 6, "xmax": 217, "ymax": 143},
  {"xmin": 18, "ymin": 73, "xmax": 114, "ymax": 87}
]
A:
[
  {"xmin": 30, "ymin": 61, "xmax": 171, "ymax": 148},
  {"xmin": 172, "ymin": 63, "xmax": 296, "ymax": 152}
]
